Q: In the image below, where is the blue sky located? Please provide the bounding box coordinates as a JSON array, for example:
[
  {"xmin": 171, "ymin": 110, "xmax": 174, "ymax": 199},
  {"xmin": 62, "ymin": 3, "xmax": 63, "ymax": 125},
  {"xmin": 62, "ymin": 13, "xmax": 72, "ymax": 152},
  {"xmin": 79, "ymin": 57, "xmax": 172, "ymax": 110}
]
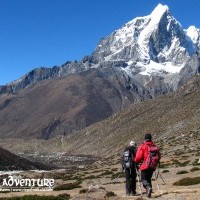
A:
[{"xmin": 0, "ymin": 0, "xmax": 200, "ymax": 85}]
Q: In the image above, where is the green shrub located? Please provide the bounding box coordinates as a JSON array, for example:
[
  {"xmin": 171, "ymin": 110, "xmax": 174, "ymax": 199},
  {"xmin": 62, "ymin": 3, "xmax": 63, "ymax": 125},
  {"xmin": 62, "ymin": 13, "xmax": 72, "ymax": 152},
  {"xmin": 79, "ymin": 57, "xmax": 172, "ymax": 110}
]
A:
[
  {"xmin": 73, "ymin": 176, "xmax": 83, "ymax": 182},
  {"xmin": 162, "ymin": 169, "xmax": 169, "ymax": 173},
  {"xmin": 173, "ymin": 177, "xmax": 200, "ymax": 186},
  {"xmin": 159, "ymin": 162, "xmax": 171, "ymax": 168},
  {"xmin": 57, "ymin": 193, "xmax": 70, "ymax": 200},
  {"xmin": 176, "ymin": 170, "xmax": 189, "ymax": 175},
  {"xmin": 180, "ymin": 161, "xmax": 190, "ymax": 167},
  {"xmin": 190, "ymin": 167, "xmax": 200, "ymax": 172},
  {"xmin": 79, "ymin": 189, "xmax": 88, "ymax": 194},
  {"xmin": 181, "ymin": 155, "xmax": 189, "ymax": 159},
  {"xmin": 52, "ymin": 173, "xmax": 66, "ymax": 180},
  {"xmin": 104, "ymin": 191, "xmax": 116, "ymax": 198},
  {"xmin": 84, "ymin": 175, "xmax": 97, "ymax": 180},
  {"xmin": 53, "ymin": 181, "xmax": 81, "ymax": 191},
  {"xmin": 63, "ymin": 174, "xmax": 76, "ymax": 180},
  {"xmin": 195, "ymin": 152, "xmax": 200, "ymax": 156},
  {"xmin": 192, "ymin": 159, "xmax": 200, "ymax": 166}
]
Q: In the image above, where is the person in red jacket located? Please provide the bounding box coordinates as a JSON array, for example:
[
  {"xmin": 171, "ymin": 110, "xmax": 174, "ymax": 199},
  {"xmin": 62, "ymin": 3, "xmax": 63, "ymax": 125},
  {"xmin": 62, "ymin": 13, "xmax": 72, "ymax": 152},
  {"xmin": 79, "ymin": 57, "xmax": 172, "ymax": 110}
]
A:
[{"xmin": 134, "ymin": 133, "xmax": 161, "ymax": 198}]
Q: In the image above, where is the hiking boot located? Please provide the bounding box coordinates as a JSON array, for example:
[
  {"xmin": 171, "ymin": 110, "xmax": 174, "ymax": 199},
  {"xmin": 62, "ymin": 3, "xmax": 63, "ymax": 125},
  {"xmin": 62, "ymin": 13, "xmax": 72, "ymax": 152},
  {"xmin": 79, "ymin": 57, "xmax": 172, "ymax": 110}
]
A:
[
  {"xmin": 146, "ymin": 187, "xmax": 152, "ymax": 198},
  {"xmin": 131, "ymin": 191, "xmax": 137, "ymax": 196}
]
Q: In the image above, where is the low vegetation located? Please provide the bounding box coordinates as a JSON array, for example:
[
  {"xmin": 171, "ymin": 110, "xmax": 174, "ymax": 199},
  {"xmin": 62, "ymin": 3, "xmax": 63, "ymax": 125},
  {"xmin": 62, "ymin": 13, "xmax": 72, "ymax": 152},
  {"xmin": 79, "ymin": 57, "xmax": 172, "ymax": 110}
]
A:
[
  {"xmin": 192, "ymin": 159, "xmax": 200, "ymax": 166},
  {"xmin": 176, "ymin": 170, "xmax": 189, "ymax": 175},
  {"xmin": 104, "ymin": 191, "xmax": 116, "ymax": 198},
  {"xmin": 84, "ymin": 175, "xmax": 98, "ymax": 180},
  {"xmin": 159, "ymin": 162, "xmax": 171, "ymax": 168},
  {"xmin": 79, "ymin": 189, "xmax": 88, "ymax": 194},
  {"xmin": 162, "ymin": 169, "xmax": 169, "ymax": 173},
  {"xmin": 50, "ymin": 173, "xmax": 67, "ymax": 180},
  {"xmin": 53, "ymin": 181, "xmax": 82, "ymax": 191},
  {"xmin": 190, "ymin": 167, "xmax": 200, "ymax": 172},
  {"xmin": 173, "ymin": 177, "xmax": 200, "ymax": 186}
]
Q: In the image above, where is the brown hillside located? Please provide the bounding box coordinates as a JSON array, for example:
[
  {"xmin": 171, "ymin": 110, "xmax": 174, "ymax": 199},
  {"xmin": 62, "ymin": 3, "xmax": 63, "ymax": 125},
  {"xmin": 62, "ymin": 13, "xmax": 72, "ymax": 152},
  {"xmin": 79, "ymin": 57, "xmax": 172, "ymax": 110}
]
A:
[
  {"xmin": 0, "ymin": 75, "xmax": 199, "ymax": 158},
  {"xmin": 0, "ymin": 69, "xmax": 146, "ymax": 139},
  {"xmin": 60, "ymin": 75, "xmax": 200, "ymax": 156}
]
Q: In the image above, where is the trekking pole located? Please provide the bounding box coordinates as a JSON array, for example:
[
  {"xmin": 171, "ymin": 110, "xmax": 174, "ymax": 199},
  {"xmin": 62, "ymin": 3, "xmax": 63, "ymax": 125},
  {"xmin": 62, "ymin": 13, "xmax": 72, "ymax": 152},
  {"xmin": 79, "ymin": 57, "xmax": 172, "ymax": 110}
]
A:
[
  {"xmin": 135, "ymin": 165, "xmax": 142, "ymax": 197},
  {"xmin": 154, "ymin": 170, "xmax": 160, "ymax": 193},
  {"xmin": 157, "ymin": 168, "xmax": 166, "ymax": 184},
  {"xmin": 159, "ymin": 173, "xmax": 166, "ymax": 184}
]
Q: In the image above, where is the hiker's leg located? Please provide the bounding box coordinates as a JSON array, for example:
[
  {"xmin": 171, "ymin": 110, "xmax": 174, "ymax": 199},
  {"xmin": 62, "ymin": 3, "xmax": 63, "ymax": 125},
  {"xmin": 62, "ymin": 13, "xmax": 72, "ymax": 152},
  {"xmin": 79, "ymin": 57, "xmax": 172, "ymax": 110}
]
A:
[
  {"xmin": 146, "ymin": 169, "xmax": 154, "ymax": 189},
  {"xmin": 125, "ymin": 169, "xmax": 129, "ymax": 194},
  {"xmin": 131, "ymin": 167, "xmax": 137, "ymax": 194},
  {"xmin": 141, "ymin": 170, "xmax": 149, "ymax": 189},
  {"xmin": 142, "ymin": 169, "xmax": 153, "ymax": 198},
  {"xmin": 125, "ymin": 168, "xmax": 131, "ymax": 195}
]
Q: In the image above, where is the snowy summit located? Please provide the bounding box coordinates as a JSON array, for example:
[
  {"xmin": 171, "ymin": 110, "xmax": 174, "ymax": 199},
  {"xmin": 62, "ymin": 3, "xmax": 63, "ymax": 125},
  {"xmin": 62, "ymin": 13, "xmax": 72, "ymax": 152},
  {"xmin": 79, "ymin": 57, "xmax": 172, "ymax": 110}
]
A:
[
  {"xmin": 1, "ymin": 4, "xmax": 200, "ymax": 97},
  {"xmin": 93, "ymin": 3, "xmax": 200, "ymax": 77}
]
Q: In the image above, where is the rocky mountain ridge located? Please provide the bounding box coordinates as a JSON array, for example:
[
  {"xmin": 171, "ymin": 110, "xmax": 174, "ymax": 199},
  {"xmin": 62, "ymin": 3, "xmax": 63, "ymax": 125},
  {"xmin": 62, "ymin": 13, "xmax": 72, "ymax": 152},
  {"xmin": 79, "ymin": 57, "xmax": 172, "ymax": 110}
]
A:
[
  {"xmin": 0, "ymin": 4, "xmax": 199, "ymax": 97},
  {"xmin": 0, "ymin": 4, "xmax": 200, "ymax": 139}
]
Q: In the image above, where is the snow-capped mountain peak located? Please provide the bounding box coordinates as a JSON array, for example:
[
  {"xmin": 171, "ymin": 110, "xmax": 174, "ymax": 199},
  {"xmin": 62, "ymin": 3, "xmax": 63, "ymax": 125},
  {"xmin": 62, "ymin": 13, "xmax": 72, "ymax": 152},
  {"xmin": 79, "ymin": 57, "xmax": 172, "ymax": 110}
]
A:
[
  {"xmin": 92, "ymin": 3, "xmax": 199, "ymax": 77},
  {"xmin": 137, "ymin": 4, "xmax": 171, "ymax": 59},
  {"xmin": 149, "ymin": 3, "xmax": 169, "ymax": 21},
  {"xmin": 1, "ymin": 4, "xmax": 200, "ymax": 96}
]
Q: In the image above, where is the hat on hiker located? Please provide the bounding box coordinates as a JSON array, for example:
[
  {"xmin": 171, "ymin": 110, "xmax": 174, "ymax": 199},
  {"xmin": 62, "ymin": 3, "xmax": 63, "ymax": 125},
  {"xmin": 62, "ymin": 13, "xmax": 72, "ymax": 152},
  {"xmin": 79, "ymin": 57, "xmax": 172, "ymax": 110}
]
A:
[
  {"xmin": 144, "ymin": 133, "xmax": 152, "ymax": 141},
  {"xmin": 129, "ymin": 140, "xmax": 136, "ymax": 147}
]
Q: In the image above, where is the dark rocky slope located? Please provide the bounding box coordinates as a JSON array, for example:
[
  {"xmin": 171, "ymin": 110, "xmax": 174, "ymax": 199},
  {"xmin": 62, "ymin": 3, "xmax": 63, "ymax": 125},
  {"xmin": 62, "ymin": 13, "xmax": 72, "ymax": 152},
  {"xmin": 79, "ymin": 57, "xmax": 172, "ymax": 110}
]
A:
[
  {"xmin": 0, "ymin": 147, "xmax": 51, "ymax": 170},
  {"xmin": 0, "ymin": 68, "xmax": 151, "ymax": 139}
]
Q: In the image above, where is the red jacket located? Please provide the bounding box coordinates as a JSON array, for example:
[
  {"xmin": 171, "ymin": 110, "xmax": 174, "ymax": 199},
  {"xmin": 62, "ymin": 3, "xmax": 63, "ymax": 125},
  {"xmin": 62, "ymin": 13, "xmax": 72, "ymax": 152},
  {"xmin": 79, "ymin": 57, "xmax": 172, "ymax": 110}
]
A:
[{"xmin": 134, "ymin": 141, "xmax": 161, "ymax": 171}]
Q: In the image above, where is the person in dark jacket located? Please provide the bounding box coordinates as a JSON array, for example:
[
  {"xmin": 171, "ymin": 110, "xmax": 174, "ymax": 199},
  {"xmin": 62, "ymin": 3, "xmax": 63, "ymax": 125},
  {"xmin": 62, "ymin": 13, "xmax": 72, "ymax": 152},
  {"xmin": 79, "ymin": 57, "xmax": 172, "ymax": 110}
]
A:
[
  {"xmin": 134, "ymin": 133, "xmax": 161, "ymax": 198},
  {"xmin": 122, "ymin": 140, "xmax": 137, "ymax": 196}
]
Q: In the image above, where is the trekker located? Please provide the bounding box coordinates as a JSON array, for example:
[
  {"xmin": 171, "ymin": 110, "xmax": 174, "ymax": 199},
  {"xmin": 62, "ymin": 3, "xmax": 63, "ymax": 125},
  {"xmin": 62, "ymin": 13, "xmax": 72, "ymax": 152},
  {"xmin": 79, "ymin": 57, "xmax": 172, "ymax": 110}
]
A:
[
  {"xmin": 134, "ymin": 133, "xmax": 161, "ymax": 198},
  {"xmin": 121, "ymin": 140, "xmax": 137, "ymax": 196}
]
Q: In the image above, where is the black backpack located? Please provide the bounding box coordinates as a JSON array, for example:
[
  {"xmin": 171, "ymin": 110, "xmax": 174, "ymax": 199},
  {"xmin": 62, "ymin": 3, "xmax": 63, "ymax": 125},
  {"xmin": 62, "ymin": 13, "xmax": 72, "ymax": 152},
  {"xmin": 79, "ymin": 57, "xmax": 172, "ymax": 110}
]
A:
[{"xmin": 122, "ymin": 147, "xmax": 135, "ymax": 169}]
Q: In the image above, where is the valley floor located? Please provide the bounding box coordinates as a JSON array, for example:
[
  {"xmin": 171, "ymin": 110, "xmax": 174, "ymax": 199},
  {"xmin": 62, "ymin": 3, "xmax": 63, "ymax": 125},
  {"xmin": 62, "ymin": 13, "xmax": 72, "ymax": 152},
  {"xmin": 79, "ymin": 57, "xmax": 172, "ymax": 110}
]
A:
[{"xmin": 0, "ymin": 164, "xmax": 200, "ymax": 200}]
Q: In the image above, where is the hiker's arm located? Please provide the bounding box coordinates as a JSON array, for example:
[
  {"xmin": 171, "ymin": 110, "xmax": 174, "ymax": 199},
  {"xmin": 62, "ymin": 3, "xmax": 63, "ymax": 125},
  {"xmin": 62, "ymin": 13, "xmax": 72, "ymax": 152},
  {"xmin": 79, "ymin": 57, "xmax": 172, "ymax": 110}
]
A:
[
  {"xmin": 120, "ymin": 155, "xmax": 124, "ymax": 171},
  {"xmin": 121, "ymin": 159, "xmax": 124, "ymax": 170},
  {"xmin": 134, "ymin": 145, "xmax": 143, "ymax": 163}
]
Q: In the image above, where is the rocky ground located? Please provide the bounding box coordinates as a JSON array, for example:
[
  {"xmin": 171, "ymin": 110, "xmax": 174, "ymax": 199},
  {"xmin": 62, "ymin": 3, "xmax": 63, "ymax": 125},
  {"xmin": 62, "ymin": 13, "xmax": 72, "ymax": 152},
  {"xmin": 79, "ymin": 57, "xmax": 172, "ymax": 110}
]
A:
[
  {"xmin": 0, "ymin": 163, "xmax": 200, "ymax": 199},
  {"xmin": 0, "ymin": 133, "xmax": 200, "ymax": 199}
]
